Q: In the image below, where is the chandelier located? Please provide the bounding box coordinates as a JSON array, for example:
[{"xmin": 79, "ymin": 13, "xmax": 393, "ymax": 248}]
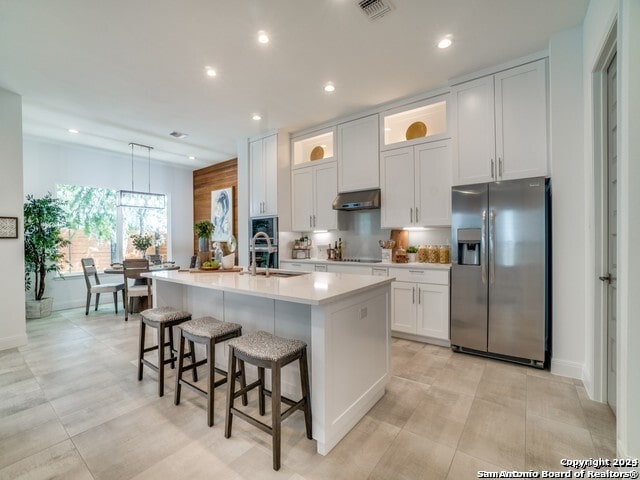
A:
[{"xmin": 117, "ymin": 142, "xmax": 166, "ymax": 209}]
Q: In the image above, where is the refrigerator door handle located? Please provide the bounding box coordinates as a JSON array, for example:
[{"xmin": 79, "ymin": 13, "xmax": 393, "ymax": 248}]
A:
[
  {"xmin": 489, "ymin": 209, "xmax": 496, "ymax": 284},
  {"xmin": 481, "ymin": 210, "xmax": 487, "ymax": 284}
]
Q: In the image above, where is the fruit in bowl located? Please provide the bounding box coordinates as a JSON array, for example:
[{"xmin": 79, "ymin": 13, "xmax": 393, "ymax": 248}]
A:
[{"xmin": 201, "ymin": 260, "xmax": 220, "ymax": 270}]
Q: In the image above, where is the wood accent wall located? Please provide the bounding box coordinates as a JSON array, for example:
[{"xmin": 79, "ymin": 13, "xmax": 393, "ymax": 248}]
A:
[{"xmin": 192, "ymin": 158, "xmax": 238, "ymax": 253}]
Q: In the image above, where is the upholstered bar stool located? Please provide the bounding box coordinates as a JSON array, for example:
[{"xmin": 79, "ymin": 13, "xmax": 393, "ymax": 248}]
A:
[
  {"xmin": 138, "ymin": 306, "xmax": 193, "ymax": 397},
  {"xmin": 224, "ymin": 331, "xmax": 312, "ymax": 471},
  {"xmin": 174, "ymin": 316, "xmax": 248, "ymax": 426}
]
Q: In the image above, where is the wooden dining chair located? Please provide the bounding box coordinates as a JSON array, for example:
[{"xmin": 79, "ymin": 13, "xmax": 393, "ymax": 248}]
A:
[
  {"xmin": 122, "ymin": 259, "xmax": 152, "ymax": 321},
  {"xmin": 81, "ymin": 258, "xmax": 125, "ymax": 315}
]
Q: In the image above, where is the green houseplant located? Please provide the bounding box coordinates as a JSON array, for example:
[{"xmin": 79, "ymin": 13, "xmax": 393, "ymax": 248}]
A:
[
  {"xmin": 194, "ymin": 220, "xmax": 214, "ymax": 252},
  {"xmin": 24, "ymin": 193, "xmax": 70, "ymax": 319},
  {"xmin": 130, "ymin": 233, "xmax": 153, "ymax": 258},
  {"xmin": 406, "ymin": 245, "xmax": 418, "ymax": 263}
]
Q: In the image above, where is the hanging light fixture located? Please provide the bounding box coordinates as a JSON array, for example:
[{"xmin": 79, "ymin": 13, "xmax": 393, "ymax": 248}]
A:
[{"xmin": 117, "ymin": 143, "xmax": 166, "ymax": 209}]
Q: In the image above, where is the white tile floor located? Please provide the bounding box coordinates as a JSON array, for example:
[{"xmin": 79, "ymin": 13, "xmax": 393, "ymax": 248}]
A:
[{"xmin": 0, "ymin": 307, "xmax": 616, "ymax": 479}]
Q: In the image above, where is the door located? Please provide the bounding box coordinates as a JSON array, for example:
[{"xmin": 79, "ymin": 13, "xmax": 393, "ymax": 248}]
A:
[
  {"xmin": 381, "ymin": 146, "xmax": 415, "ymax": 228},
  {"xmin": 416, "ymin": 283, "xmax": 449, "ymax": 340},
  {"xmin": 337, "ymin": 114, "xmax": 379, "ymax": 192},
  {"xmin": 488, "ymin": 178, "xmax": 546, "ymax": 362},
  {"xmin": 495, "ymin": 59, "xmax": 548, "ymax": 180},
  {"xmin": 390, "ymin": 281, "xmax": 416, "ymax": 334},
  {"xmin": 451, "ymin": 183, "xmax": 489, "ymax": 351},
  {"xmin": 452, "ymin": 76, "xmax": 496, "ymax": 185},
  {"xmin": 313, "ymin": 162, "xmax": 338, "ymax": 231},
  {"xmin": 604, "ymin": 53, "xmax": 617, "ymax": 413},
  {"xmin": 249, "ymin": 139, "xmax": 265, "ymax": 217},
  {"xmin": 415, "ymin": 141, "xmax": 451, "ymax": 226},
  {"xmin": 263, "ymin": 134, "xmax": 278, "ymax": 215},
  {"xmin": 291, "ymin": 167, "xmax": 314, "ymax": 231}
]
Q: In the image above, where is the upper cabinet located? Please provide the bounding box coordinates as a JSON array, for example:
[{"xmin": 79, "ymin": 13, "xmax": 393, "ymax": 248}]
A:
[
  {"xmin": 292, "ymin": 128, "xmax": 335, "ymax": 168},
  {"xmin": 337, "ymin": 114, "xmax": 379, "ymax": 192},
  {"xmin": 452, "ymin": 59, "xmax": 548, "ymax": 185},
  {"xmin": 291, "ymin": 160, "xmax": 337, "ymax": 232},
  {"xmin": 380, "ymin": 96, "xmax": 448, "ymax": 151},
  {"xmin": 249, "ymin": 132, "xmax": 291, "ymax": 229}
]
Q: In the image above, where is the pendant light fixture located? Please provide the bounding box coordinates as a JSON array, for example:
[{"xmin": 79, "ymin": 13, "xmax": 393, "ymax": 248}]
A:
[{"xmin": 117, "ymin": 143, "xmax": 166, "ymax": 209}]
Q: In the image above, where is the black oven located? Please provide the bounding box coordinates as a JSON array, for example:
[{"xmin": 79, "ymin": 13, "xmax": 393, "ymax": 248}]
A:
[{"xmin": 249, "ymin": 216, "xmax": 278, "ymax": 268}]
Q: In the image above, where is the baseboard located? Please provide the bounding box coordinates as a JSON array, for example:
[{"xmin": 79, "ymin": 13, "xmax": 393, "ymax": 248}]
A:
[
  {"xmin": 581, "ymin": 366, "xmax": 595, "ymax": 399},
  {"xmin": 391, "ymin": 331, "xmax": 451, "ymax": 348},
  {"xmin": 550, "ymin": 358, "xmax": 584, "ymax": 379},
  {"xmin": 0, "ymin": 333, "xmax": 28, "ymax": 351}
]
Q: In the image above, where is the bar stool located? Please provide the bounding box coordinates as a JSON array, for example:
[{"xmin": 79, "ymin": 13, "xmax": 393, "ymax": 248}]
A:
[
  {"xmin": 138, "ymin": 306, "xmax": 194, "ymax": 397},
  {"xmin": 224, "ymin": 330, "xmax": 312, "ymax": 471},
  {"xmin": 174, "ymin": 316, "xmax": 248, "ymax": 426}
]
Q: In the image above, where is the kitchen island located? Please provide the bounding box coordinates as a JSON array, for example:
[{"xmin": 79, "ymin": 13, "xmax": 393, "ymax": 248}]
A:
[{"xmin": 144, "ymin": 268, "xmax": 393, "ymax": 455}]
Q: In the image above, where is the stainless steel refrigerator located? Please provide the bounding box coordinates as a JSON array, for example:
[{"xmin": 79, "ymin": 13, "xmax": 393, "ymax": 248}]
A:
[{"xmin": 450, "ymin": 177, "xmax": 550, "ymax": 367}]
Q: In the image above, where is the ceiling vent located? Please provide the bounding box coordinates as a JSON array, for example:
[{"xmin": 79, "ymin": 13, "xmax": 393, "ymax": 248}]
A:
[
  {"xmin": 358, "ymin": 0, "xmax": 393, "ymax": 21},
  {"xmin": 169, "ymin": 131, "xmax": 188, "ymax": 139}
]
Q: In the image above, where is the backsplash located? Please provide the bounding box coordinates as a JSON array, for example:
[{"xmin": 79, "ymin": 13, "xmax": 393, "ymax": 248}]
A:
[{"xmin": 280, "ymin": 210, "xmax": 450, "ymax": 260}]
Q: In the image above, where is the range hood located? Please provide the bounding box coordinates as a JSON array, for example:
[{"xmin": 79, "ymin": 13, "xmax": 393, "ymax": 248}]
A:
[{"xmin": 332, "ymin": 188, "xmax": 381, "ymax": 211}]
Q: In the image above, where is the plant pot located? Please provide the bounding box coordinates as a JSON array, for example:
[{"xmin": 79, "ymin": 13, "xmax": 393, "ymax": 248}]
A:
[
  {"xmin": 407, "ymin": 253, "xmax": 417, "ymax": 263},
  {"xmin": 198, "ymin": 237, "xmax": 209, "ymax": 252},
  {"xmin": 26, "ymin": 297, "xmax": 54, "ymax": 319}
]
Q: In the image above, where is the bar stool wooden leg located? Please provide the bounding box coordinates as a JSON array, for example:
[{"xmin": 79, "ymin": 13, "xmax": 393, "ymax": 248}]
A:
[
  {"xmin": 224, "ymin": 347, "xmax": 236, "ymax": 438},
  {"xmin": 299, "ymin": 349, "xmax": 312, "ymax": 439},
  {"xmin": 113, "ymin": 292, "xmax": 118, "ymax": 314},
  {"xmin": 239, "ymin": 359, "xmax": 248, "ymax": 406},
  {"xmin": 138, "ymin": 320, "xmax": 146, "ymax": 381},
  {"xmin": 158, "ymin": 326, "xmax": 166, "ymax": 397},
  {"xmin": 271, "ymin": 360, "xmax": 282, "ymax": 471},
  {"xmin": 207, "ymin": 339, "xmax": 215, "ymax": 426},
  {"xmin": 174, "ymin": 334, "xmax": 186, "ymax": 405},
  {"xmin": 189, "ymin": 340, "xmax": 198, "ymax": 382},
  {"xmin": 168, "ymin": 326, "xmax": 176, "ymax": 369},
  {"xmin": 95, "ymin": 293, "xmax": 100, "ymax": 311},
  {"xmin": 258, "ymin": 367, "xmax": 266, "ymax": 415}
]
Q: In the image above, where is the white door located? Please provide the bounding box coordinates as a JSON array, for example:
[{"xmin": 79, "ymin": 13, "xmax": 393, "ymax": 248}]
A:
[
  {"xmin": 381, "ymin": 147, "xmax": 415, "ymax": 228},
  {"xmin": 262, "ymin": 134, "xmax": 278, "ymax": 215},
  {"xmin": 390, "ymin": 281, "xmax": 417, "ymax": 334},
  {"xmin": 416, "ymin": 284, "xmax": 450, "ymax": 340},
  {"xmin": 313, "ymin": 162, "xmax": 338, "ymax": 231},
  {"xmin": 495, "ymin": 59, "xmax": 548, "ymax": 180},
  {"xmin": 452, "ymin": 75, "xmax": 496, "ymax": 185},
  {"xmin": 415, "ymin": 141, "xmax": 452, "ymax": 226},
  {"xmin": 604, "ymin": 53, "xmax": 617, "ymax": 414},
  {"xmin": 249, "ymin": 139, "xmax": 265, "ymax": 217},
  {"xmin": 291, "ymin": 167, "xmax": 314, "ymax": 231},
  {"xmin": 337, "ymin": 114, "xmax": 379, "ymax": 192}
]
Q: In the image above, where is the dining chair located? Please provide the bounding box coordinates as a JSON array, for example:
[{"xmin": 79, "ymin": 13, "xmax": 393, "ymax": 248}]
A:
[
  {"xmin": 123, "ymin": 259, "xmax": 152, "ymax": 321},
  {"xmin": 148, "ymin": 254, "xmax": 162, "ymax": 265},
  {"xmin": 80, "ymin": 258, "xmax": 125, "ymax": 316}
]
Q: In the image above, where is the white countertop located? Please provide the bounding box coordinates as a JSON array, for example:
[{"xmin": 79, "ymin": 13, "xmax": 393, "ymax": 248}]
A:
[
  {"xmin": 280, "ymin": 258, "xmax": 452, "ymax": 270},
  {"xmin": 143, "ymin": 269, "xmax": 394, "ymax": 306}
]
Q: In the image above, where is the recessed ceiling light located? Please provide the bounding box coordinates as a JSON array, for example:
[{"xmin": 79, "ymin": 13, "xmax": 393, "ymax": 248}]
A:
[
  {"xmin": 68, "ymin": 128, "xmax": 79, "ymax": 134},
  {"xmin": 324, "ymin": 82, "xmax": 335, "ymax": 93},
  {"xmin": 188, "ymin": 155, "xmax": 196, "ymax": 160},
  {"xmin": 169, "ymin": 131, "xmax": 188, "ymax": 139},
  {"xmin": 252, "ymin": 114, "xmax": 262, "ymax": 121},
  {"xmin": 437, "ymin": 37, "xmax": 453, "ymax": 49},
  {"xmin": 205, "ymin": 66, "xmax": 217, "ymax": 77},
  {"xmin": 257, "ymin": 30, "xmax": 269, "ymax": 44}
]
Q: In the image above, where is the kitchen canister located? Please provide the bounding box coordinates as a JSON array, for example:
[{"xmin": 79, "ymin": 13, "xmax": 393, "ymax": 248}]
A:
[
  {"xmin": 439, "ymin": 244, "xmax": 450, "ymax": 264},
  {"xmin": 418, "ymin": 245, "xmax": 428, "ymax": 263},
  {"xmin": 381, "ymin": 248, "xmax": 393, "ymax": 263}
]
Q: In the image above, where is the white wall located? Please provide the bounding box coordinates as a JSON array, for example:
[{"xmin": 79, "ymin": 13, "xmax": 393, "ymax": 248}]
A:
[
  {"xmin": 0, "ymin": 87, "xmax": 26, "ymax": 351},
  {"xmin": 548, "ymin": 26, "xmax": 586, "ymax": 379},
  {"xmin": 22, "ymin": 138, "xmax": 194, "ymax": 311}
]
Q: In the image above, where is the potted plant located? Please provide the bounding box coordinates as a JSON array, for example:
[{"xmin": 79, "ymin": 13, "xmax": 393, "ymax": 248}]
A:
[
  {"xmin": 130, "ymin": 233, "xmax": 153, "ymax": 258},
  {"xmin": 24, "ymin": 193, "xmax": 70, "ymax": 319},
  {"xmin": 406, "ymin": 246, "xmax": 418, "ymax": 263},
  {"xmin": 194, "ymin": 220, "xmax": 214, "ymax": 252}
]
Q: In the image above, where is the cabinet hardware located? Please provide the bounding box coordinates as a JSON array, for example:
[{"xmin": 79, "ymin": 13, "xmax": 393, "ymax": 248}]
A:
[
  {"xmin": 412, "ymin": 287, "xmax": 415, "ymax": 304},
  {"xmin": 418, "ymin": 289, "xmax": 421, "ymax": 305},
  {"xmin": 498, "ymin": 157, "xmax": 503, "ymax": 177},
  {"xmin": 313, "ymin": 215, "xmax": 316, "ymax": 227},
  {"xmin": 415, "ymin": 207, "xmax": 419, "ymax": 223},
  {"xmin": 491, "ymin": 159, "xmax": 495, "ymax": 179},
  {"xmin": 410, "ymin": 207, "xmax": 413, "ymax": 223},
  {"xmin": 599, "ymin": 274, "xmax": 612, "ymax": 283},
  {"xmin": 309, "ymin": 215, "xmax": 312, "ymax": 228}
]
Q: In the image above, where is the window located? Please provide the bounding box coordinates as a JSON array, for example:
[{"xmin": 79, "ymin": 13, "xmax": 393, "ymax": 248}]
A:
[{"xmin": 57, "ymin": 184, "xmax": 169, "ymax": 273}]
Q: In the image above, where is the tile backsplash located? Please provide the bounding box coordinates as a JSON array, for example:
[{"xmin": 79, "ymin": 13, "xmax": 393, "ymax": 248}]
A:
[{"xmin": 280, "ymin": 210, "xmax": 450, "ymax": 260}]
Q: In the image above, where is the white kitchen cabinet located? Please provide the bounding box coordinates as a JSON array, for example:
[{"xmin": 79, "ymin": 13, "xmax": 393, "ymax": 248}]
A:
[
  {"xmin": 452, "ymin": 59, "xmax": 548, "ymax": 185},
  {"xmin": 249, "ymin": 132, "xmax": 293, "ymax": 229},
  {"xmin": 391, "ymin": 282, "xmax": 417, "ymax": 333},
  {"xmin": 380, "ymin": 140, "xmax": 451, "ymax": 228},
  {"xmin": 279, "ymin": 261, "xmax": 315, "ymax": 272},
  {"xmin": 416, "ymin": 284, "xmax": 449, "ymax": 339},
  {"xmin": 337, "ymin": 114, "xmax": 379, "ymax": 192},
  {"xmin": 326, "ymin": 264, "xmax": 371, "ymax": 275},
  {"xmin": 291, "ymin": 161, "xmax": 337, "ymax": 231}
]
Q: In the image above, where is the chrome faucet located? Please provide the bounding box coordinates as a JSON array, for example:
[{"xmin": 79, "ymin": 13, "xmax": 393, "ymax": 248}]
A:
[{"xmin": 250, "ymin": 232, "xmax": 273, "ymax": 276}]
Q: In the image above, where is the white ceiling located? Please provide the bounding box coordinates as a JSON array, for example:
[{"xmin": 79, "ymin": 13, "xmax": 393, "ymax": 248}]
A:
[{"xmin": 0, "ymin": 0, "xmax": 588, "ymax": 168}]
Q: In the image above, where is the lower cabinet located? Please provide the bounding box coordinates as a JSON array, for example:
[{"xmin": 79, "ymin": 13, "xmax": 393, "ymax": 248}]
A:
[
  {"xmin": 279, "ymin": 261, "xmax": 315, "ymax": 272},
  {"xmin": 390, "ymin": 280, "xmax": 449, "ymax": 341}
]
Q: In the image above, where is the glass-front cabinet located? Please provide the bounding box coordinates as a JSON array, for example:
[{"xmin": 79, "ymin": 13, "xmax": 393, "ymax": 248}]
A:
[
  {"xmin": 380, "ymin": 96, "xmax": 448, "ymax": 150},
  {"xmin": 291, "ymin": 127, "xmax": 335, "ymax": 168}
]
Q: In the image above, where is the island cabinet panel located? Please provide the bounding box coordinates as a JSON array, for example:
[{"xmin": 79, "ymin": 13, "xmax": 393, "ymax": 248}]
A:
[{"xmin": 337, "ymin": 114, "xmax": 379, "ymax": 193}]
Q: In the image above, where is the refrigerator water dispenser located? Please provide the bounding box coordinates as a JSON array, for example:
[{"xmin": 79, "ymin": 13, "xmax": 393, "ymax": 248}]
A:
[{"xmin": 457, "ymin": 228, "xmax": 481, "ymax": 265}]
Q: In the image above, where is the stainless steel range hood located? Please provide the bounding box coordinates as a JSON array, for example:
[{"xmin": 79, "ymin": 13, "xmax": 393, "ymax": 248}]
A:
[{"xmin": 332, "ymin": 188, "xmax": 381, "ymax": 211}]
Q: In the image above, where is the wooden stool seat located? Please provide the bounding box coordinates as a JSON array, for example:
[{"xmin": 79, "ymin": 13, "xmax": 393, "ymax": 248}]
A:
[
  {"xmin": 138, "ymin": 306, "xmax": 193, "ymax": 397},
  {"xmin": 175, "ymin": 316, "xmax": 247, "ymax": 426},
  {"xmin": 224, "ymin": 330, "xmax": 312, "ymax": 471}
]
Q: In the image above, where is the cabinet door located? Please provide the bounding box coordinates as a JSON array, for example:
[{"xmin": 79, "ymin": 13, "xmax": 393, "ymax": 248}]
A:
[
  {"xmin": 313, "ymin": 161, "xmax": 338, "ymax": 231},
  {"xmin": 381, "ymin": 147, "xmax": 415, "ymax": 228},
  {"xmin": 495, "ymin": 59, "xmax": 548, "ymax": 180},
  {"xmin": 416, "ymin": 284, "xmax": 450, "ymax": 340},
  {"xmin": 337, "ymin": 114, "xmax": 379, "ymax": 192},
  {"xmin": 291, "ymin": 167, "xmax": 314, "ymax": 231},
  {"xmin": 452, "ymin": 76, "xmax": 496, "ymax": 185},
  {"xmin": 262, "ymin": 134, "xmax": 279, "ymax": 215},
  {"xmin": 415, "ymin": 141, "xmax": 451, "ymax": 226},
  {"xmin": 280, "ymin": 261, "xmax": 315, "ymax": 272},
  {"xmin": 391, "ymin": 281, "xmax": 417, "ymax": 334},
  {"xmin": 249, "ymin": 139, "xmax": 265, "ymax": 217}
]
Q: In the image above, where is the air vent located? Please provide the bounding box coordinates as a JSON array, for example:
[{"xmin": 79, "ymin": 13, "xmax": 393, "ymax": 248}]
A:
[
  {"xmin": 358, "ymin": 0, "xmax": 393, "ymax": 21},
  {"xmin": 169, "ymin": 131, "xmax": 188, "ymax": 139}
]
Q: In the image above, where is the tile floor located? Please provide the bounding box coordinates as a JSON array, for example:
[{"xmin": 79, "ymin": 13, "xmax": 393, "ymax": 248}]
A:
[{"xmin": 0, "ymin": 307, "xmax": 616, "ymax": 479}]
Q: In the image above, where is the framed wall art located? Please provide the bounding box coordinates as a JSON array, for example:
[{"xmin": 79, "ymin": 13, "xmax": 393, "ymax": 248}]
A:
[
  {"xmin": 0, "ymin": 217, "xmax": 18, "ymax": 239},
  {"xmin": 211, "ymin": 187, "xmax": 233, "ymax": 242}
]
